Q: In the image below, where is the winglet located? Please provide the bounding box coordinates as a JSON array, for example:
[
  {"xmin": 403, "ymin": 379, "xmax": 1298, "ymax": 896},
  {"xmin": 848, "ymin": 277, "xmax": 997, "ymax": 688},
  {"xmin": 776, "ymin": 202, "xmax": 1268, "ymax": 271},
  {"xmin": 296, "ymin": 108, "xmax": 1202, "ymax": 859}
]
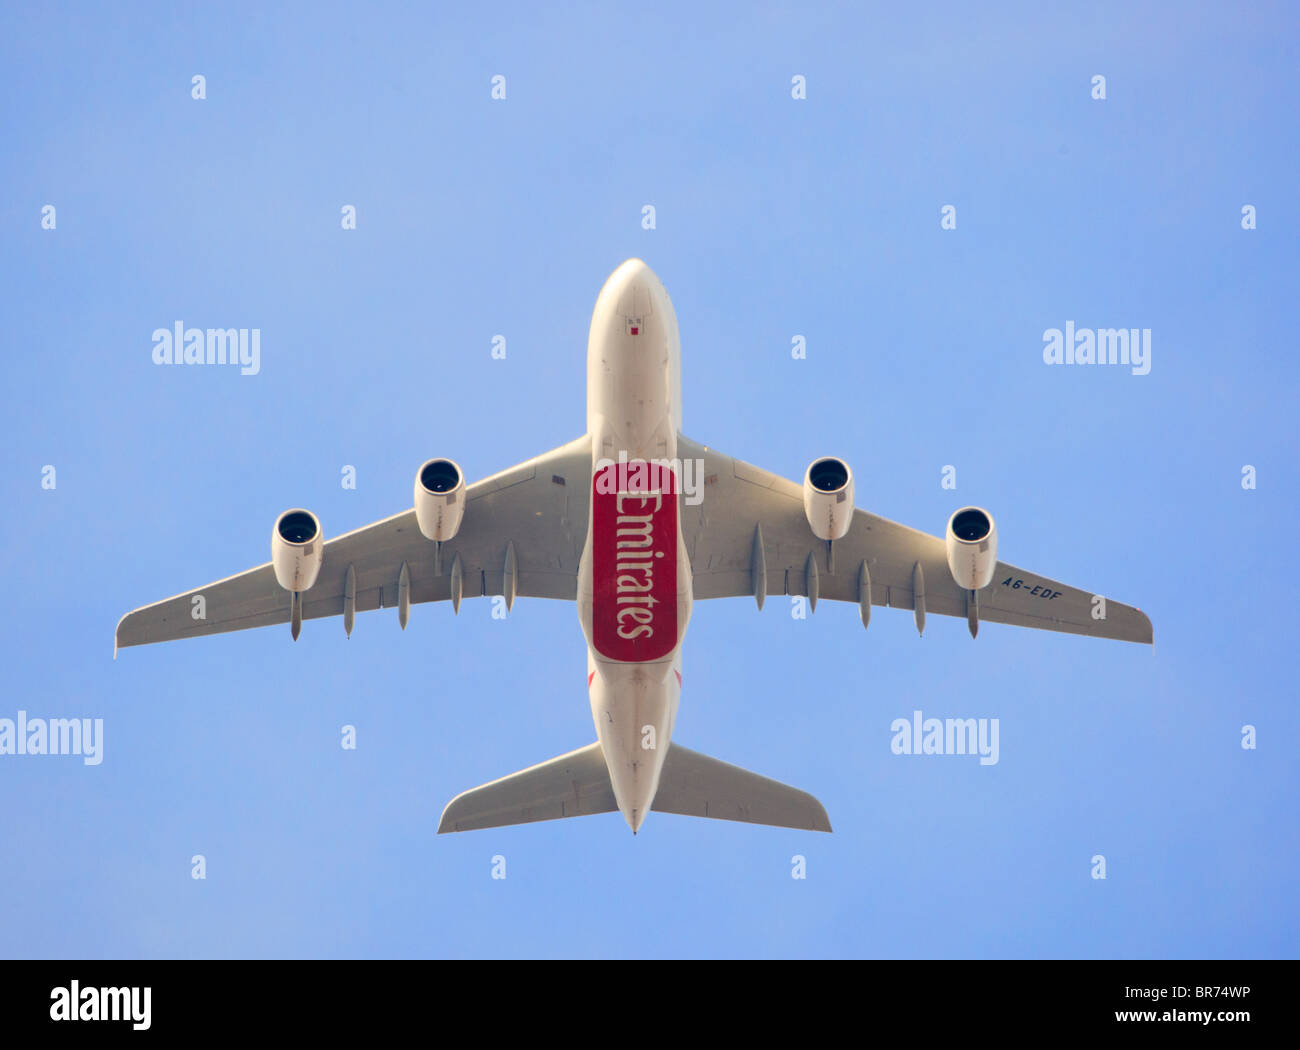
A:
[{"xmin": 113, "ymin": 610, "xmax": 130, "ymax": 660}]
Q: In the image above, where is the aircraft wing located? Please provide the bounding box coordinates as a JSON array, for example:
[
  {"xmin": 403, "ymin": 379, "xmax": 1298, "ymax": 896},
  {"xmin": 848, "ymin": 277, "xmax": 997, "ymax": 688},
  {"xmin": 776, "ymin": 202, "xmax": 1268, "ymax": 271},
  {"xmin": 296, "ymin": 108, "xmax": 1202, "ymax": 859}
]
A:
[
  {"xmin": 115, "ymin": 435, "xmax": 592, "ymax": 651},
  {"xmin": 677, "ymin": 435, "xmax": 1152, "ymax": 644}
]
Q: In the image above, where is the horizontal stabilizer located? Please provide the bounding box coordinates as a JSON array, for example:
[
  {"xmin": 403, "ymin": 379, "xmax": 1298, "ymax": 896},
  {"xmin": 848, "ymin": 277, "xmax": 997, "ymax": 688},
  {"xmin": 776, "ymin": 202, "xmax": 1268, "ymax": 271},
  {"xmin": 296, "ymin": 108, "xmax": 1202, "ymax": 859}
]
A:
[
  {"xmin": 652, "ymin": 744, "xmax": 832, "ymax": 832},
  {"xmin": 437, "ymin": 742, "xmax": 617, "ymax": 833},
  {"xmin": 437, "ymin": 740, "xmax": 831, "ymax": 834}
]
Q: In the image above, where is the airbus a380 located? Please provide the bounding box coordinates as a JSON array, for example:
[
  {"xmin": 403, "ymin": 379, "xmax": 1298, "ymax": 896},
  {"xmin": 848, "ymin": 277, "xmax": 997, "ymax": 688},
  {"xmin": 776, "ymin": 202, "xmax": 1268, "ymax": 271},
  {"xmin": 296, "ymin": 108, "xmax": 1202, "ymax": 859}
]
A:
[{"xmin": 117, "ymin": 258, "xmax": 1153, "ymax": 835}]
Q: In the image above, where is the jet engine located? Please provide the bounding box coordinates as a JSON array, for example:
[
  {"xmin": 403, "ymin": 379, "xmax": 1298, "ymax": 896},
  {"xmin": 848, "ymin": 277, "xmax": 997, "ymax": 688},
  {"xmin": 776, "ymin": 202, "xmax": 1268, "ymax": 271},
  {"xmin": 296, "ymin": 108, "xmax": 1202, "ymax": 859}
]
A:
[
  {"xmin": 945, "ymin": 506, "xmax": 997, "ymax": 590},
  {"xmin": 803, "ymin": 457, "xmax": 854, "ymax": 541},
  {"xmin": 414, "ymin": 458, "xmax": 466, "ymax": 542},
  {"xmin": 272, "ymin": 508, "xmax": 324, "ymax": 592}
]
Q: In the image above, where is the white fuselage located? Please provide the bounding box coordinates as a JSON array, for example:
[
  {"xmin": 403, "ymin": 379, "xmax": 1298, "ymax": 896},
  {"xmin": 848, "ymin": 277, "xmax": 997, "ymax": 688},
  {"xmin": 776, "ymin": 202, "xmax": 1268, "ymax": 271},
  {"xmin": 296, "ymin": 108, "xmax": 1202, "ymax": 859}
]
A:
[{"xmin": 577, "ymin": 259, "xmax": 690, "ymax": 833}]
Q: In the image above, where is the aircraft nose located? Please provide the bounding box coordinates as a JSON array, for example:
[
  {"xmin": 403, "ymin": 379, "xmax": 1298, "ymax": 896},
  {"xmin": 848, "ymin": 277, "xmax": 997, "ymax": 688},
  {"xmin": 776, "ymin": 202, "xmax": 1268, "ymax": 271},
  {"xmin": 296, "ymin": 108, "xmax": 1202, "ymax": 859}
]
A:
[
  {"xmin": 608, "ymin": 257, "xmax": 655, "ymax": 323},
  {"xmin": 602, "ymin": 258, "xmax": 659, "ymax": 322},
  {"xmin": 610, "ymin": 257, "xmax": 651, "ymax": 284}
]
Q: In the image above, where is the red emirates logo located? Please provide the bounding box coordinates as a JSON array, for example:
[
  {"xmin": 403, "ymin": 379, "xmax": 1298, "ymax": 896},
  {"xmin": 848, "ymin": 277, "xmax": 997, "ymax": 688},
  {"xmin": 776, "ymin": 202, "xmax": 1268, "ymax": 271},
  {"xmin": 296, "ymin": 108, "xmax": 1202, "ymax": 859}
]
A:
[{"xmin": 592, "ymin": 462, "xmax": 678, "ymax": 662}]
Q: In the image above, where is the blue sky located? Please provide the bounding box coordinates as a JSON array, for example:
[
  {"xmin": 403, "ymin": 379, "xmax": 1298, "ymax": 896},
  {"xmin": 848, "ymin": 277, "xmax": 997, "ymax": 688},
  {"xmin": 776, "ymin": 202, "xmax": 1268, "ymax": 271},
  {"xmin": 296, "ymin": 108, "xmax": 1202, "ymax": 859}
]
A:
[{"xmin": 1, "ymin": 1, "xmax": 1295, "ymax": 958}]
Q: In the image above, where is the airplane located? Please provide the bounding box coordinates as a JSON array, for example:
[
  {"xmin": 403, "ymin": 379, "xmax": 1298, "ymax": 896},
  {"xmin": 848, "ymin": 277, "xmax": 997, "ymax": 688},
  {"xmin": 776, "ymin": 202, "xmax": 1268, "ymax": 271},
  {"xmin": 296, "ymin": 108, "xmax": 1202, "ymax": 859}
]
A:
[{"xmin": 116, "ymin": 258, "xmax": 1153, "ymax": 836}]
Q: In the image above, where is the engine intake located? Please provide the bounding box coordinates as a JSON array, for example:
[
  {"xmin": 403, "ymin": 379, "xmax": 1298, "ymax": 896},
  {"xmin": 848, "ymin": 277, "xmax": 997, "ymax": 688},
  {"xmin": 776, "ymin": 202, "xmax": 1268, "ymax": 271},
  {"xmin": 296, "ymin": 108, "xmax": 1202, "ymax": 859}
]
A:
[
  {"xmin": 803, "ymin": 456, "xmax": 854, "ymax": 541},
  {"xmin": 414, "ymin": 458, "xmax": 466, "ymax": 542},
  {"xmin": 945, "ymin": 506, "xmax": 997, "ymax": 590},
  {"xmin": 272, "ymin": 508, "xmax": 324, "ymax": 592}
]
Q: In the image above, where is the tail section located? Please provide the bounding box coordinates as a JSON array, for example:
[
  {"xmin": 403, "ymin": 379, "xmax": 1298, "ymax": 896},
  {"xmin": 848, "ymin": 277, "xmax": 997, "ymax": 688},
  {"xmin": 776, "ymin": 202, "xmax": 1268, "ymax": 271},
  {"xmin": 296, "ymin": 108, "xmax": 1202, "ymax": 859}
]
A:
[{"xmin": 437, "ymin": 741, "xmax": 831, "ymax": 834}]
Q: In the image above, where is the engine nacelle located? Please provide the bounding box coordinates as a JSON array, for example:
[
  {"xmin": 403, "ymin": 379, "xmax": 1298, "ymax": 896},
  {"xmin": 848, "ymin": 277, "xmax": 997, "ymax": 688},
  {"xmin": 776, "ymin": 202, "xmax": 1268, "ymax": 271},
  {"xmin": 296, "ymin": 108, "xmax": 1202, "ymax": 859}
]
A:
[
  {"xmin": 272, "ymin": 508, "xmax": 324, "ymax": 592},
  {"xmin": 945, "ymin": 506, "xmax": 997, "ymax": 590},
  {"xmin": 414, "ymin": 458, "xmax": 466, "ymax": 542},
  {"xmin": 803, "ymin": 457, "xmax": 854, "ymax": 541}
]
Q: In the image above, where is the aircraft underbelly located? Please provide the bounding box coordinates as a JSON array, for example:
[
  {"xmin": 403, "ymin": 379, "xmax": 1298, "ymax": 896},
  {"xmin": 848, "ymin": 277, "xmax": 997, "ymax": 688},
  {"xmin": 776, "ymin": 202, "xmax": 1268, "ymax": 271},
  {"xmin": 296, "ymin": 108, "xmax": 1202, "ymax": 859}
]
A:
[{"xmin": 578, "ymin": 259, "xmax": 689, "ymax": 830}]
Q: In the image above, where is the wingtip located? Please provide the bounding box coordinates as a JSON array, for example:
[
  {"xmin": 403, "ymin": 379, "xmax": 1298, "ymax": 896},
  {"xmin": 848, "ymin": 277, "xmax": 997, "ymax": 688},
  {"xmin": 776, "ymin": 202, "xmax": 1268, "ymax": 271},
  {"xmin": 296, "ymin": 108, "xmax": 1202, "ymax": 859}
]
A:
[
  {"xmin": 795, "ymin": 790, "xmax": 834, "ymax": 832},
  {"xmin": 436, "ymin": 798, "xmax": 458, "ymax": 835},
  {"xmin": 113, "ymin": 610, "xmax": 132, "ymax": 658},
  {"xmin": 1136, "ymin": 608, "xmax": 1154, "ymax": 645}
]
